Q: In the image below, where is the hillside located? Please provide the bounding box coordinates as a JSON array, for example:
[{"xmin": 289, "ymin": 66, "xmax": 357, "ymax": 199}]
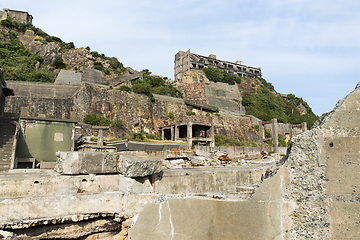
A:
[
  {"xmin": 0, "ymin": 17, "xmax": 317, "ymax": 129},
  {"xmin": 201, "ymin": 68, "xmax": 318, "ymax": 128},
  {"xmin": 0, "ymin": 18, "xmax": 181, "ymax": 100}
]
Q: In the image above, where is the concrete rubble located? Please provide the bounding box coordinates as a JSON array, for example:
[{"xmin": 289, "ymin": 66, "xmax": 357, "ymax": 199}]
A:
[{"xmin": 0, "ymin": 230, "xmax": 16, "ymax": 240}]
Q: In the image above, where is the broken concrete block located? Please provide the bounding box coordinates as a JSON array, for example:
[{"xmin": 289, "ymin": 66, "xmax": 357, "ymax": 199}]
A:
[
  {"xmin": 189, "ymin": 156, "xmax": 207, "ymax": 166},
  {"xmin": 57, "ymin": 152, "xmax": 161, "ymax": 177},
  {"xmin": 118, "ymin": 153, "xmax": 162, "ymax": 177}
]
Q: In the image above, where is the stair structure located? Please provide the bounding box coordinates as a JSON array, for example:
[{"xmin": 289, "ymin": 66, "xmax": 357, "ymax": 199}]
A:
[{"xmin": 0, "ymin": 113, "xmax": 19, "ymax": 171}]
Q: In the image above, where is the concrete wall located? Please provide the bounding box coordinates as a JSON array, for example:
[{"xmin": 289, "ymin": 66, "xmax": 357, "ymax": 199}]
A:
[
  {"xmin": 195, "ymin": 145, "xmax": 288, "ymax": 155},
  {"xmin": 6, "ymin": 81, "xmax": 81, "ymax": 99},
  {"xmin": 129, "ymin": 170, "xmax": 282, "ymax": 240},
  {"xmin": 16, "ymin": 118, "xmax": 75, "ymax": 162},
  {"xmin": 205, "ymin": 81, "xmax": 244, "ymax": 113}
]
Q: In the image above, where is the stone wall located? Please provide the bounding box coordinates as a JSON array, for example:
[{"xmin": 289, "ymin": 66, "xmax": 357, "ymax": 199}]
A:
[{"xmin": 5, "ymin": 81, "xmax": 260, "ymax": 141}]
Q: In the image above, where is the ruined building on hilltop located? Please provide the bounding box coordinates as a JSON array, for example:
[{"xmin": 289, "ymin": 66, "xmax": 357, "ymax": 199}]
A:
[
  {"xmin": 174, "ymin": 49, "xmax": 262, "ymax": 82},
  {"xmin": 0, "ymin": 8, "xmax": 33, "ymax": 24}
]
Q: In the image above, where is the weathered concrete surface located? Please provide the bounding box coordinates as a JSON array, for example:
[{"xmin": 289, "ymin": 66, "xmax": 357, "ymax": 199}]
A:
[
  {"xmin": 57, "ymin": 152, "xmax": 161, "ymax": 177},
  {"xmin": 279, "ymin": 83, "xmax": 360, "ymax": 239},
  {"xmin": 129, "ymin": 83, "xmax": 360, "ymax": 239},
  {"xmin": 205, "ymin": 81, "xmax": 243, "ymax": 113},
  {"xmin": 153, "ymin": 166, "xmax": 269, "ymax": 194},
  {"xmin": 0, "ymin": 170, "xmax": 158, "ymax": 227},
  {"xmin": 127, "ymin": 141, "xmax": 180, "ymax": 151},
  {"xmin": 129, "ymin": 171, "xmax": 282, "ymax": 240},
  {"xmin": 16, "ymin": 117, "xmax": 75, "ymax": 162},
  {"xmin": 55, "ymin": 70, "xmax": 82, "ymax": 85}
]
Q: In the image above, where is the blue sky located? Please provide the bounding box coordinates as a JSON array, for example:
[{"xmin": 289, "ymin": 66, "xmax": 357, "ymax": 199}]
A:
[{"xmin": 1, "ymin": 0, "xmax": 359, "ymax": 116}]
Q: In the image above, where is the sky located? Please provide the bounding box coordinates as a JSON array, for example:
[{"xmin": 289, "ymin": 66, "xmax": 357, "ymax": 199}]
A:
[{"xmin": 1, "ymin": 0, "xmax": 360, "ymax": 116}]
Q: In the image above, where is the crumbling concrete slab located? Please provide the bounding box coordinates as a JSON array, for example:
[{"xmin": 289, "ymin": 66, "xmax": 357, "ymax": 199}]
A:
[{"xmin": 56, "ymin": 152, "xmax": 161, "ymax": 177}]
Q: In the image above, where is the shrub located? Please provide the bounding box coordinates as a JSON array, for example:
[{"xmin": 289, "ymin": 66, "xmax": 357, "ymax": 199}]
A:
[
  {"xmin": 104, "ymin": 69, "xmax": 110, "ymax": 75},
  {"xmin": 60, "ymin": 42, "xmax": 75, "ymax": 50},
  {"xmin": 118, "ymin": 85, "xmax": 132, "ymax": 92},
  {"xmin": 112, "ymin": 118, "xmax": 125, "ymax": 128},
  {"xmin": 131, "ymin": 82, "xmax": 155, "ymax": 102},
  {"xmin": 168, "ymin": 112, "xmax": 174, "ymax": 120},
  {"xmin": 0, "ymin": 18, "xmax": 13, "ymax": 27},
  {"xmin": 93, "ymin": 62, "xmax": 104, "ymax": 71},
  {"xmin": 131, "ymin": 132, "xmax": 145, "ymax": 141},
  {"xmin": 202, "ymin": 67, "xmax": 242, "ymax": 85},
  {"xmin": 91, "ymin": 51, "xmax": 101, "ymax": 58},
  {"xmin": 52, "ymin": 57, "xmax": 66, "ymax": 69},
  {"xmin": 84, "ymin": 113, "xmax": 109, "ymax": 126},
  {"xmin": 186, "ymin": 111, "xmax": 195, "ymax": 116},
  {"xmin": 109, "ymin": 57, "xmax": 126, "ymax": 72},
  {"xmin": 278, "ymin": 134, "xmax": 287, "ymax": 147},
  {"xmin": 33, "ymin": 54, "xmax": 43, "ymax": 62}
]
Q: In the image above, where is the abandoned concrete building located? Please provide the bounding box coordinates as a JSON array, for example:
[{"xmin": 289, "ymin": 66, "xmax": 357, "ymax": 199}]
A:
[
  {"xmin": 0, "ymin": 8, "xmax": 33, "ymax": 23},
  {"xmin": 160, "ymin": 121, "xmax": 215, "ymax": 147},
  {"xmin": 174, "ymin": 49, "xmax": 262, "ymax": 82}
]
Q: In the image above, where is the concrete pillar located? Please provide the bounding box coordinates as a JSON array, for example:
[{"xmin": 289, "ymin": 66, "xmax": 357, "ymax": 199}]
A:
[
  {"xmin": 97, "ymin": 129, "xmax": 104, "ymax": 146},
  {"xmin": 161, "ymin": 129, "xmax": 164, "ymax": 140},
  {"xmin": 259, "ymin": 121, "xmax": 265, "ymax": 152},
  {"xmin": 93, "ymin": 126, "xmax": 109, "ymax": 147},
  {"xmin": 302, "ymin": 122, "xmax": 307, "ymax": 132},
  {"xmin": 210, "ymin": 124, "xmax": 215, "ymax": 147},
  {"xmin": 187, "ymin": 122, "xmax": 193, "ymax": 149},
  {"xmin": 175, "ymin": 124, "xmax": 179, "ymax": 141},
  {"xmin": 272, "ymin": 119, "xmax": 279, "ymax": 153},
  {"xmin": 171, "ymin": 126, "xmax": 174, "ymax": 141}
]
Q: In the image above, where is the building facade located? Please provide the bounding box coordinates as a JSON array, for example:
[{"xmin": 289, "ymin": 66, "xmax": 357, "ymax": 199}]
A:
[
  {"xmin": 174, "ymin": 49, "xmax": 262, "ymax": 82},
  {"xmin": 0, "ymin": 8, "xmax": 33, "ymax": 24}
]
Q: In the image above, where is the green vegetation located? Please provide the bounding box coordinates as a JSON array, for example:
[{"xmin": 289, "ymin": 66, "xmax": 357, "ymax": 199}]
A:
[
  {"xmin": 51, "ymin": 56, "xmax": 66, "ymax": 69},
  {"xmin": 186, "ymin": 111, "xmax": 195, "ymax": 116},
  {"xmin": 0, "ymin": 31, "xmax": 57, "ymax": 82},
  {"xmin": 214, "ymin": 134, "xmax": 259, "ymax": 147},
  {"xmin": 0, "ymin": 18, "xmax": 74, "ymax": 51},
  {"xmin": 278, "ymin": 134, "xmax": 287, "ymax": 147},
  {"xmin": 202, "ymin": 67, "xmax": 242, "ymax": 85},
  {"xmin": 0, "ymin": 18, "xmax": 126, "ymax": 82},
  {"xmin": 84, "ymin": 113, "xmax": 109, "ymax": 126},
  {"xmin": 168, "ymin": 112, "xmax": 174, "ymax": 121},
  {"xmin": 112, "ymin": 118, "xmax": 125, "ymax": 128},
  {"xmin": 109, "ymin": 57, "xmax": 126, "ymax": 73},
  {"xmin": 117, "ymin": 85, "xmax": 132, "ymax": 92},
  {"xmin": 93, "ymin": 62, "xmax": 104, "ymax": 71},
  {"xmin": 130, "ymin": 70, "xmax": 182, "ymax": 102},
  {"xmin": 242, "ymin": 78, "xmax": 318, "ymax": 128}
]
